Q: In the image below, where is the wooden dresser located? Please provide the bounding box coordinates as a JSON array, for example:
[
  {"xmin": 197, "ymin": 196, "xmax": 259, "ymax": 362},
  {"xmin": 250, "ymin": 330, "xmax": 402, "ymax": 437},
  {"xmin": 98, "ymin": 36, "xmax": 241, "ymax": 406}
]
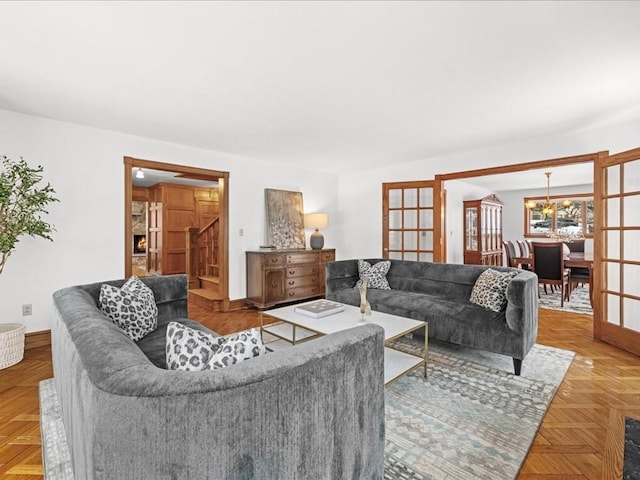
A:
[{"xmin": 246, "ymin": 249, "xmax": 336, "ymax": 309}]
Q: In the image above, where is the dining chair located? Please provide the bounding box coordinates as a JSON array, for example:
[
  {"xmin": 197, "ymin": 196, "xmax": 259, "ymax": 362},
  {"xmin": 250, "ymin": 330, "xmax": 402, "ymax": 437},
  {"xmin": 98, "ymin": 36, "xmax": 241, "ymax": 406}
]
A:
[
  {"xmin": 502, "ymin": 240, "xmax": 518, "ymax": 268},
  {"xmin": 516, "ymin": 240, "xmax": 531, "ymax": 271},
  {"xmin": 531, "ymin": 242, "xmax": 571, "ymax": 306},
  {"xmin": 565, "ymin": 239, "xmax": 585, "ymax": 253}
]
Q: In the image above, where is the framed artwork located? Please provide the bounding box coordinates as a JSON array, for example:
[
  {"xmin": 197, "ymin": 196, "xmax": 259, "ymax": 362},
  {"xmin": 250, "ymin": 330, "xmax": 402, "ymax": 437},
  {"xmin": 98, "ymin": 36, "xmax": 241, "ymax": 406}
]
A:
[{"xmin": 265, "ymin": 189, "xmax": 306, "ymax": 249}]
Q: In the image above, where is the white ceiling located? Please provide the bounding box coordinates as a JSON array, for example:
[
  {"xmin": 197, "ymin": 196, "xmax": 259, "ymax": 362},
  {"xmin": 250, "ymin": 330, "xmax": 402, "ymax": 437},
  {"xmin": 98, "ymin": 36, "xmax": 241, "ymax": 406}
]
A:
[{"xmin": 2, "ymin": 1, "xmax": 639, "ymax": 186}]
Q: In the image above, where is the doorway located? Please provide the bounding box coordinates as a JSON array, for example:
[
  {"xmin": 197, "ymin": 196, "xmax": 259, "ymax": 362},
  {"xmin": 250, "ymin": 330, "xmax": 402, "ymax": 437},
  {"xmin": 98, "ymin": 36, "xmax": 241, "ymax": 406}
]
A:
[{"xmin": 123, "ymin": 156, "xmax": 230, "ymax": 311}]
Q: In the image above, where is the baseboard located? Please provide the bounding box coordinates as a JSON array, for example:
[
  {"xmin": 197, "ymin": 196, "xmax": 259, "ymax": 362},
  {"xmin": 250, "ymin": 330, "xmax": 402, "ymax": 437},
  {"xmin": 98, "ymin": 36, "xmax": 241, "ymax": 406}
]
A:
[
  {"xmin": 228, "ymin": 298, "xmax": 247, "ymax": 311},
  {"xmin": 25, "ymin": 330, "xmax": 51, "ymax": 349},
  {"xmin": 21, "ymin": 299, "xmax": 249, "ymax": 349}
]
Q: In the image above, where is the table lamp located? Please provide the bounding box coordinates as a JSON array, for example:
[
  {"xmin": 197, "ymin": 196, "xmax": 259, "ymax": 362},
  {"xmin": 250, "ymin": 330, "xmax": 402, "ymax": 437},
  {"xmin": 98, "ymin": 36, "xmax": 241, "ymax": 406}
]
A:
[{"xmin": 305, "ymin": 213, "xmax": 328, "ymax": 249}]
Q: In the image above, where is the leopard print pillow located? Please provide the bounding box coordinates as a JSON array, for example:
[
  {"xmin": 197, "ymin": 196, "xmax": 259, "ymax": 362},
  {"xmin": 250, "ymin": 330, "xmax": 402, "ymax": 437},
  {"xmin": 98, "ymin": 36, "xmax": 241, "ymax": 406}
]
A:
[
  {"xmin": 166, "ymin": 322, "xmax": 265, "ymax": 372},
  {"xmin": 99, "ymin": 276, "xmax": 158, "ymax": 341},
  {"xmin": 469, "ymin": 269, "xmax": 519, "ymax": 312},
  {"xmin": 354, "ymin": 259, "xmax": 391, "ymax": 290}
]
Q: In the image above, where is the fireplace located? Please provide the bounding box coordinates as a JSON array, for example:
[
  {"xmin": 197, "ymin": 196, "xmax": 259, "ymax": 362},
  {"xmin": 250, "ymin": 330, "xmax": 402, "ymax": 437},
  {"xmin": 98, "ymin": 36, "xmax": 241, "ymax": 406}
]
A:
[{"xmin": 133, "ymin": 234, "xmax": 147, "ymax": 255}]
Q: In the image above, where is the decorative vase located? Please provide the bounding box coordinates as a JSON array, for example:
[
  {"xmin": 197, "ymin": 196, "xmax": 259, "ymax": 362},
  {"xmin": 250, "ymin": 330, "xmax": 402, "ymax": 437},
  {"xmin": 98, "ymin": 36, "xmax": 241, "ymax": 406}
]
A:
[{"xmin": 359, "ymin": 281, "xmax": 371, "ymax": 322}]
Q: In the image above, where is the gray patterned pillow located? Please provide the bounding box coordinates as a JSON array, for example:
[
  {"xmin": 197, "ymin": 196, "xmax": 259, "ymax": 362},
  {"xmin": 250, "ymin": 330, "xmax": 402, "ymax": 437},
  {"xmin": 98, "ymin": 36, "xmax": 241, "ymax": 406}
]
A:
[
  {"xmin": 99, "ymin": 276, "xmax": 158, "ymax": 341},
  {"xmin": 166, "ymin": 322, "xmax": 265, "ymax": 371},
  {"xmin": 354, "ymin": 259, "xmax": 391, "ymax": 290},
  {"xmin": 469, "ymin": 269, "xmax": 519, "ymax": 312}
]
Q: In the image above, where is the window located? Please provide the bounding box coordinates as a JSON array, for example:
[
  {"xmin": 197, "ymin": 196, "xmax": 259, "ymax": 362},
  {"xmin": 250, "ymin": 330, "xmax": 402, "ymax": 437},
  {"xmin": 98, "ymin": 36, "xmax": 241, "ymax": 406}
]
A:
[{"xmin": 524, "ymin": 194, "xmax": 593, "ymax": 237}]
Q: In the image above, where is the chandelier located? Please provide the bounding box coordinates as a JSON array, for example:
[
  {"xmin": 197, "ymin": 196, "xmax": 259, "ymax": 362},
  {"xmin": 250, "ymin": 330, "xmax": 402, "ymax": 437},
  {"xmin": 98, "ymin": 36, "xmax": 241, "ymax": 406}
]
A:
[{"xmin": 526, "ymin": 171, "xmax": 584, "ymax": 243}]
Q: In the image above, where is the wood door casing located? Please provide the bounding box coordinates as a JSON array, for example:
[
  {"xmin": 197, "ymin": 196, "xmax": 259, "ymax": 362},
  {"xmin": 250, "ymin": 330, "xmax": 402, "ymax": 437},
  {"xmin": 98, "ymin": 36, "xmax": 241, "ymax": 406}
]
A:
[{"xmin": 124, "ymin": 157, "xmax": 230, "ymax": 310}]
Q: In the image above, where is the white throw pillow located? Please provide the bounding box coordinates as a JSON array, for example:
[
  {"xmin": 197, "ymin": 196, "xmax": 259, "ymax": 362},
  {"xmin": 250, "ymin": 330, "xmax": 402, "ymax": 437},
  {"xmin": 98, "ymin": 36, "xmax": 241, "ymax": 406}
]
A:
[
  {"xmin": 469, "ymin": 269, "xmax": 519, "ymax": 312},
  {"xmin": 166, "ymin": 322, "xmax": 265, "ymax": 371},
  {"xmin": 99, "ymin": 276, "xmax": 158, "ymax": 341},
  {"xmin": 354, "ymin": 259, "xmax": 391, "ymax": 290}
]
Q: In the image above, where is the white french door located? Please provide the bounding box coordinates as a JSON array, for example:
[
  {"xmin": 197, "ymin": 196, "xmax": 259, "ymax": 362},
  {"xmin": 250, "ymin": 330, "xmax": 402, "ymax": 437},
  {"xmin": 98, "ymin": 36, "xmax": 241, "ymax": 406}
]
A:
[
  {"xmin": 594, "ymin": 148, "xmax": 640, "ymax": 355},
  {"xmin": 382, "ymin": 179, "xmax": 447, "ymax": 262}
]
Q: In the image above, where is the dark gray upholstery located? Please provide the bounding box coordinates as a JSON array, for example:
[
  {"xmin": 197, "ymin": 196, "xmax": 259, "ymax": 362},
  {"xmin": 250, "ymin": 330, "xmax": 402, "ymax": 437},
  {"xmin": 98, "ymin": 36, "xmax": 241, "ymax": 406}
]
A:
[
  {"xmin": 326, "ymin": 259, "xmax": 539, "ymax": 374},
  {"xmin": 51, "ymin": 274, "xmax": 385, "ymax": 479}
]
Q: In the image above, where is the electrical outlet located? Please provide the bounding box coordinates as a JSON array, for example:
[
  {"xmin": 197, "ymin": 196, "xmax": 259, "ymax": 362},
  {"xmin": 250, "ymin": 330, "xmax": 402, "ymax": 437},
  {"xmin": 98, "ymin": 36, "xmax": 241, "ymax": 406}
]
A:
[
  {"xmin": 22, "ymin": 304, "xmax": 32, "ymax": 316},
  {"xmin": 239, "ymin": 228, "xmax": 244, "ymax": 237}
]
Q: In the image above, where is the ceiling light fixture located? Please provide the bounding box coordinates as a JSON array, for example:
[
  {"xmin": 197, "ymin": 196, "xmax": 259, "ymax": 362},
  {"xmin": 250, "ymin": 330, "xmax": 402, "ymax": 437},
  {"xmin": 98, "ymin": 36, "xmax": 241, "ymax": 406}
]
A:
[
  {"xmin": 561, "ymin": 199, "xmax": 572, "ymax": 208},
  {"xmin": 541, "ymin": 172, "xmax": 554, "ymax": 216},
  {"xmin": 136, "ymin": 168, "xmax": 144, "ymax": 179}
]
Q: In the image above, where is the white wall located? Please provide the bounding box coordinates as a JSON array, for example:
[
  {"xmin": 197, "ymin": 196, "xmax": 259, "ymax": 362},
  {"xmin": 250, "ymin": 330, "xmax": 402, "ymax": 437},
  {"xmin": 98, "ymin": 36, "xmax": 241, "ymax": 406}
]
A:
[
  {"xmin": 336, "ymin": 119, "xmax": 640, "ymax": 261},
  {"xmin": 0, "ymin": 109, "xmax": 338, "ymax": 332},
  {"xmin": 444, "ymin": 180, "xmax": 493, "ymax": 264}
]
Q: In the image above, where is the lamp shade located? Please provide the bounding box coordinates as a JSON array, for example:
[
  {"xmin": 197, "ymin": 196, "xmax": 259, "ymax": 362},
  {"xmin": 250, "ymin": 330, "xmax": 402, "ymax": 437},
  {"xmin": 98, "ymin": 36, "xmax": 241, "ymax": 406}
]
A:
[{"xmin": 304, "ymin": 213, "xmax": 328, "ymax": 229}]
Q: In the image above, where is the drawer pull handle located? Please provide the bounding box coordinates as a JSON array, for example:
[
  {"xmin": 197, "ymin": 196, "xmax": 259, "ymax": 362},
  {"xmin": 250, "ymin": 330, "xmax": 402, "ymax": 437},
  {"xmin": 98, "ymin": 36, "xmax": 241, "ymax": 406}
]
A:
[
  {"xmin": 271, "ymin": 258, "xmax": 279, "ymax": 263},
  {"xmin": 288, "ymin": 281, "xmax": 295, "ymax": 285},
  {"xmin": 289, "ymin": 270, "xmax": 295, "ymax": 274},
  {"xmin": 289, "ymin": 292, "xmax": 295, "ymax": 297}
]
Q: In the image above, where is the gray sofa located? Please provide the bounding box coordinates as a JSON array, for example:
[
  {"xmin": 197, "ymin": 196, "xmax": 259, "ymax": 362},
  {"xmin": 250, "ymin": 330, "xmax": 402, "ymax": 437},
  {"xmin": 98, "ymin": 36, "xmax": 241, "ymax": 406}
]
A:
[
  {"xmin": 48, "ymin": 274, "xmax": 385, "ymax": 480},
  {"xmin": 326, "ymin": 259, "xmax": 538, "ymax": 375}
]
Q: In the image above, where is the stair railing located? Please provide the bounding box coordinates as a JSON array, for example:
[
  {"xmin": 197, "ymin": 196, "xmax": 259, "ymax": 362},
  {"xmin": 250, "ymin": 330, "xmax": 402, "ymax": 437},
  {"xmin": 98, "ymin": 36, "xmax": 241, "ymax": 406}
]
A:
[{"xmin": 185, "ymin": 216, "xmax": 219, "ymax": 288}]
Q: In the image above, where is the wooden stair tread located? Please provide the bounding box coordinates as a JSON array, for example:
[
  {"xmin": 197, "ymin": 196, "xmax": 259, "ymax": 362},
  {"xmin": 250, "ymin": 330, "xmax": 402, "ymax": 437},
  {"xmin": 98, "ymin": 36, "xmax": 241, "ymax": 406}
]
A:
[
  {"xmin": 199, "ymin": 275, "xmax": 219, "ymax": 283},
  {"xmin": 189, "ymin": 288, "xmax": 224, "ymax": 300}
]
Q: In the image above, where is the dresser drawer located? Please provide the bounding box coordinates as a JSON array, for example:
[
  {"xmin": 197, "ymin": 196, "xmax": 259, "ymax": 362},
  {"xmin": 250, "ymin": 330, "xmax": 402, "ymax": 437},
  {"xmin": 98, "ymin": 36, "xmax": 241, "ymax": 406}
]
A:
[
  {"xmin": 285, "ymin": 275, "xmax": 319, "ymax": 289},
  {"xmin": 286, "ymin": 253, "xmax": 318, "ymax": 265},
  {"xmin": 263, "ymin": 254, "xmax": 285, "ymax": 267},
  {"xmin": 285, "ymin": 284, "xmax": 321, "ymax": 300},
  {"xmin": 321, "ymin": 251, "xmax": 335, "ymax": 262},
  {"xmin": 286, "ymin": 265, "xmax": 319, "ymax": 278}
]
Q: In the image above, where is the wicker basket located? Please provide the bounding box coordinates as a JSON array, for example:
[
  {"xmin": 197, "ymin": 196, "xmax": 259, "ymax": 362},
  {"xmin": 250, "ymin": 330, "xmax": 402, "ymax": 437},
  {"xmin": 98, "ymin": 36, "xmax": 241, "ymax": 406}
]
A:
[{"xmin": 0, "ymin": 323, "xmax": 26, "ymax": 370}]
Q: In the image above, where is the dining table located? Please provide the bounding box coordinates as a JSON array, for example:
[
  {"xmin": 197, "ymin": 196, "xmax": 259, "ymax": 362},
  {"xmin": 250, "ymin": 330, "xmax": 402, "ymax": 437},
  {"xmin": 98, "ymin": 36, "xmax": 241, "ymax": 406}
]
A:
[{"xmin": 511, "ymin": 251, "xmax": 594, "ymax": 306}]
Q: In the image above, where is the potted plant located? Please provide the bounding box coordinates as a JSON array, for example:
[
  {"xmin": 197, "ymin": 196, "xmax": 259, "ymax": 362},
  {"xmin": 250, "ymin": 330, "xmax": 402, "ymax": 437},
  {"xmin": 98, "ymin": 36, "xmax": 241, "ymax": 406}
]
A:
[{"xmin": 0, "ymin": 155, "xmax": 58, "ymax": 369}]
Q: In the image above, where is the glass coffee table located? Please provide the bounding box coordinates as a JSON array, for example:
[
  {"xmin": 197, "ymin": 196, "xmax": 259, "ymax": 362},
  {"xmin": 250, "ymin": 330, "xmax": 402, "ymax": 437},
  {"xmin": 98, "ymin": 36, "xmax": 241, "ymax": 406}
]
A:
[{"xmin": 260, "ymin": 300, "xmax": 428, "ymax": 386}]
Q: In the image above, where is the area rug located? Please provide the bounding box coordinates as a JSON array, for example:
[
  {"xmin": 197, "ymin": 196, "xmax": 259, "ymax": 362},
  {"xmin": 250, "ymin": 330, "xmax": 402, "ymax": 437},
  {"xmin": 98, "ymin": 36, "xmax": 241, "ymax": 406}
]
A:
[
  {"xmin": 383, "ymin": 338, "xmax": 575, "ymax": 480},
  {"xmin": 39, "ymin": 340, "xmax": 574, "ymax": 480},
  {"xmin": 537, "ymin": 284, "xmax": 592, "ymax": 315}
]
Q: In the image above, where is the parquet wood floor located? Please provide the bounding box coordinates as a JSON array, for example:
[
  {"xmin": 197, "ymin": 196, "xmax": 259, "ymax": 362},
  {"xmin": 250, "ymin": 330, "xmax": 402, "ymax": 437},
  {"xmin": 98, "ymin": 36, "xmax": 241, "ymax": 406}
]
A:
[{"xmin": 1, "ymin": 305, "xmax": 638, "ymax": 479}]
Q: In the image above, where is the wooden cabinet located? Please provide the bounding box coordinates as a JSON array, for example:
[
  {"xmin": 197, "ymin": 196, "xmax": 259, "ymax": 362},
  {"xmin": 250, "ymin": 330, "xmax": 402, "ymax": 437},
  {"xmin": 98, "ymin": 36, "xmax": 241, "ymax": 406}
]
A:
[
  {"xmin": 463, "ymin": 194, "xmax": 503, "ymax": 266},
  {"xmin": 246, "ymin": 249, "xmax": 336, "ymax": 309}
]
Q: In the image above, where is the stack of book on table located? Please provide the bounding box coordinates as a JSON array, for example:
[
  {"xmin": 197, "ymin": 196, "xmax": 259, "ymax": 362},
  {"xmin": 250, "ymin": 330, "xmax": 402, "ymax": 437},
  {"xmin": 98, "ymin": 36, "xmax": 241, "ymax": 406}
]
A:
[{"xmin": 294, "ymin": 300, "xmax": 344, "ymax": 318}]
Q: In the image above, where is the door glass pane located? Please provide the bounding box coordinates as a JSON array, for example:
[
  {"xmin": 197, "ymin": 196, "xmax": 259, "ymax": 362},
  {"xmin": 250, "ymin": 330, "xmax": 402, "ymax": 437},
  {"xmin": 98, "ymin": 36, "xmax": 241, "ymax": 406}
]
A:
[
  {"xmin": 389, "ymin": 211, "xmax": 402, "ymax": 229},
  {"xmin": 404, "ymin": 252, "xmax": 418, "ymax": 261},
  {"xmin": 607, "ymin": 293, "xmax": 620, "ymax": 325},
  {"xmin": 624, "ymin": 231, "xmax": 640, "ymax": 262},
  {"xmin": 404, "ymin": 231, "xmax": 417, "ymax": 250},
  {"xmin": 607, "ymin": 165, "xmax": 620, "ymax": 195},
  {"xmin": 623, "ymin": 159, "xmax": 640, "ymax": 192},
  {"xmin": 419, "ymin": 209, "xmax": 433, "ymax": 228},
  {"xmin": 623, "ymin": 298, "xmax": 640, "ymax": 331},
  {"xmin": 404, "ymin": 189, "xmax": 417, "ymax": 208},
  {"xmin": 420, "ymin": 231, "xmax": 433, "ymax": 250},
  {"xmin": 607, "ymin": 231, "xmax": 620, "ymax": 260},
  {"xmin": 404, "ymin": 210, "xmax": 417, "ymax": 229},
  {"xmin": 389, "ymin": 251, "xmax": 402, "ymax": 260},
  {"xmin": 389, "ymin": 189, "xmax": 402, "ymax": 208},
  {"xmin": 624, "ymin": 264, "xmax": 640, "ymax": 297},
  {"xmin": 607, "ymin": 261, "xmax": 620, "ymax": 292},
  {"xmin": 419, "ymin": 252, "xmax": 433, "ymax": 262},
  {"xmin": 419, "ymin": 188, "xmax": 433, "ymax": 207},
  {"xmin": 625, "ymin": 195, "xmax": 640, "ymax": 225},
  {"xmin": 586, "ymin": 200, "xmax": 595, "ymax": 233},
  {"xmin": 606, "ymin": 198, "xmax": 620, "ymax": 227},
  {"xmin": 388, "ymin": 231, "xmax": 401, "ymax": 250}
]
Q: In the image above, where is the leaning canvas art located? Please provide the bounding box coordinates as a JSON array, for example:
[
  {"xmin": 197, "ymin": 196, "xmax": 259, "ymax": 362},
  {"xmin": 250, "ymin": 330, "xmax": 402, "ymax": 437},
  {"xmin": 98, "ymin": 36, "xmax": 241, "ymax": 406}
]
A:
[{"xmin": 265, "ymin": 189, "xmax": 305, "ymax": 249}]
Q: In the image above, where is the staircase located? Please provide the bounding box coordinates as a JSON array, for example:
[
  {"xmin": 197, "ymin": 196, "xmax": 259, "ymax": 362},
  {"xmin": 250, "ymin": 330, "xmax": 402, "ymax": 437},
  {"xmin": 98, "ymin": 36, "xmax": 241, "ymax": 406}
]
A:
[{"xmin": 185, "ymin": 217, "xmax": 226, "ymax": 311}]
